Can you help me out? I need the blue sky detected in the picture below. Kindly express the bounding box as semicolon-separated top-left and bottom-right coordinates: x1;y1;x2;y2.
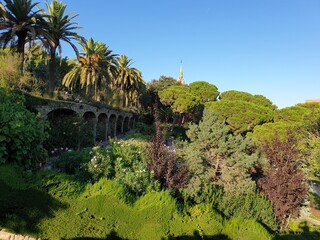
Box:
40;0;320;108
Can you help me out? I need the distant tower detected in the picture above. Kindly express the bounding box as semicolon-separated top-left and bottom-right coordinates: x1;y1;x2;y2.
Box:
177;61;185;84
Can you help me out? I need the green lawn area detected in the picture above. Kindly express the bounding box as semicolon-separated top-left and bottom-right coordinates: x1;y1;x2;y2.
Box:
0;164;319;240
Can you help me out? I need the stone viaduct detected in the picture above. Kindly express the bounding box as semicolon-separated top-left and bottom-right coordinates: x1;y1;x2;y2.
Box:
35;101;136;144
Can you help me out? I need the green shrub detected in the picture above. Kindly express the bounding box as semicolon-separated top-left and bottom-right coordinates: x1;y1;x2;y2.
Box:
87;147;115;181
31;171;84;199
53;148;92;181
0;50;22;89
216;191;278;231
223;217;272;240
170;204;224;237
0;89;48;169
0;164;28;190
83;178;136;204
86;140;158;196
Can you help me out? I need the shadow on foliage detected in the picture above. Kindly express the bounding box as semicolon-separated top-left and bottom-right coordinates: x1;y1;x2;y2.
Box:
164;230;231;240
274;221;320;240
67;230;230;240
0;180;67;235
68;230;128;239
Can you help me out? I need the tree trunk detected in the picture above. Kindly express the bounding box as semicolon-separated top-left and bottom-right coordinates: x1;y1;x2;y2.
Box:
17;33;26;73
48;47;57;95
125;94;129;108
94;79;97;101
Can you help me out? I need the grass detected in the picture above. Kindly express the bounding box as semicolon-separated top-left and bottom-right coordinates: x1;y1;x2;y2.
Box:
1;164;320;239
0;164;273;239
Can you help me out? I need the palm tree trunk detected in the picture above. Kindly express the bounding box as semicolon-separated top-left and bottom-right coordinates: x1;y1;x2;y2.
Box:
17;33;26;73
94;80;97;101
48;47;57;95
125;93;129;108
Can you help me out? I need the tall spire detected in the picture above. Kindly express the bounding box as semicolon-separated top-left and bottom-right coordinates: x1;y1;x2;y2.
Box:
178;60;185;84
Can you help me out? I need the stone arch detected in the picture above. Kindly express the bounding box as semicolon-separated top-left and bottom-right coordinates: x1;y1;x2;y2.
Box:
123;116;130;131
109;114;117;137
83;111;97;145
47;109;79;149
117;115;124;134
47;108;78;119
97;113;108;142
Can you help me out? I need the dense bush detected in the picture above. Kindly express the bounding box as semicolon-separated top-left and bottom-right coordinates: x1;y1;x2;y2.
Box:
0;89;47;169
45;114;93;151
87;140;159;196
215;191;277;231
53;148;92;181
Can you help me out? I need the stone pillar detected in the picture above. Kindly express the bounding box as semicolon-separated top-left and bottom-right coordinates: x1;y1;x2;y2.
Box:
121;117;124;133
114;116;118;137
105;117;109;141
92;118;98;145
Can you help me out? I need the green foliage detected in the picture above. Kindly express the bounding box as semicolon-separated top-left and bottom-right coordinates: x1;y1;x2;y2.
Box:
216;191;277;231
86;140;159;196
220;90;277;110
184;109;260;198
53;148;92;181
222;217;272;240
88;147;115;181
206;100;274;134
250;121;299;148
0;164;29;190
147;75;182;93
25;56;73;94
274;105;311;123
159;85;203;115
31;171;84;199
0;89;47;168
189;81;219;103
0;165;282;239
45;113;93;150
0;50;23;89
169;204;224;237
83;178;136;205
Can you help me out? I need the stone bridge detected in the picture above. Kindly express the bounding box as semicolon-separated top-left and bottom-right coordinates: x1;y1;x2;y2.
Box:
35;101;136;144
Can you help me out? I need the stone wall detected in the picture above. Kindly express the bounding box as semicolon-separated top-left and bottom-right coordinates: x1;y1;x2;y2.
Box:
0;230;40;240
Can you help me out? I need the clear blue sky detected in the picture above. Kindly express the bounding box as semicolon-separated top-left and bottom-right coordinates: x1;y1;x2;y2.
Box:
41;0;320;108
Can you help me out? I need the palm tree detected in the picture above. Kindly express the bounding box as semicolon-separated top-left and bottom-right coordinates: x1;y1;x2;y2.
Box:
0;0;42;71
40;0;82;94
62;38;116;100
114;55;144;108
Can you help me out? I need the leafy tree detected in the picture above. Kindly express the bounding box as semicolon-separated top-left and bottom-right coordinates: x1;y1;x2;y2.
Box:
158;85;203;124
189;81;219;103
0;89;47;169
147;75;181;93
250;122;300;148
274;105;311;123
206;100;274;135
219;90;277;110
26;55;73;94
63;38;117;100
142;75;182;115
257;131;308;229
40;0;82;94
299;110;320;179
114;54;144;108
183;109;259;199
0;0;43;71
